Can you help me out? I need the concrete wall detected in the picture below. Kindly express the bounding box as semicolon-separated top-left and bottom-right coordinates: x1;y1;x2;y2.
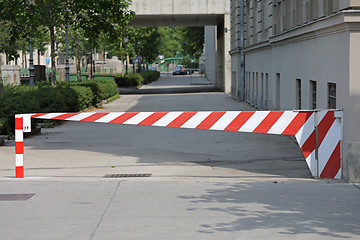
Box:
204;26;216;84
130;0;230;15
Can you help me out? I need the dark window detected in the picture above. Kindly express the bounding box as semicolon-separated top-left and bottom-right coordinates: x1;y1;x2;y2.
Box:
296;79;301;109
310;80;317;109
328;83;336;109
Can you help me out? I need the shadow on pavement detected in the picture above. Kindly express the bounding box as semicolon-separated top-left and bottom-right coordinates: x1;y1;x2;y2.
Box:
178;182;360;238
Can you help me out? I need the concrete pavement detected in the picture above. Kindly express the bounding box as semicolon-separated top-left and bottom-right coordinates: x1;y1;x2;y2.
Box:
0;74;359;239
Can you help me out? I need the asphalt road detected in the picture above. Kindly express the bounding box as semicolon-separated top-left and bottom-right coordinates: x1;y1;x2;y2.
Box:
0;74;359;239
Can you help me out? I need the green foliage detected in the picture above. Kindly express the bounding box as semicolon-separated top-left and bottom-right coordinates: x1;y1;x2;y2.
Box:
181;27;204;59
140;71;161;84
115;73;144;87
153;27;204;62
0;81;118;136
75;80;118;107
115;71;160;87
157;27;184;58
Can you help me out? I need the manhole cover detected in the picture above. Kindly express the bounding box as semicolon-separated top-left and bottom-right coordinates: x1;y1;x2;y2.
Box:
0;194;35;201
103;174;152;178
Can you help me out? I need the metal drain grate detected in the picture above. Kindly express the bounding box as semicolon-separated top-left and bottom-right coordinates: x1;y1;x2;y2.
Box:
0;194;35;201
103;174;152;178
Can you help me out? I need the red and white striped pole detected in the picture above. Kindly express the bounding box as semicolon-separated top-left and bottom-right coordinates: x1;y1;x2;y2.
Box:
15;116;24;178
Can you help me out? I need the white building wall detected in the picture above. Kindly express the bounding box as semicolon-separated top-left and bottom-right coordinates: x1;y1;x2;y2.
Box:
232;1;360;181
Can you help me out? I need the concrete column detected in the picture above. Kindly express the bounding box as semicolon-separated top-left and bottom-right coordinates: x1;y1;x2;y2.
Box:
204;26;216;85
216;14;231;93
343;30;360;182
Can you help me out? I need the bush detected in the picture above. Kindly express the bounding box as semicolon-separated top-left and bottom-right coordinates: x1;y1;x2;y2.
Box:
0;80;119;136
115;73;143;87
69;85;94;110
140;71;160;84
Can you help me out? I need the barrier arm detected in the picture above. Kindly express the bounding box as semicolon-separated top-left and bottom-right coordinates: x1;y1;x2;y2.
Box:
14;110;343;179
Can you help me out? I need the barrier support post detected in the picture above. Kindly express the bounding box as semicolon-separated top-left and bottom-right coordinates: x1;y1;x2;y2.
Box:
15;116;24;178
14;114;31;178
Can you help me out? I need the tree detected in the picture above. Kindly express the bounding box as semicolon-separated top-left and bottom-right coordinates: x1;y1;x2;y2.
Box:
68;0;135;79
58;27;91;82
157;27;184;58
181;27;204;59
1;0;134;83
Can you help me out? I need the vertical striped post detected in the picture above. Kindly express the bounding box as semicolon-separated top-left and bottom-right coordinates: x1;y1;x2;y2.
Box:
15;116;24;178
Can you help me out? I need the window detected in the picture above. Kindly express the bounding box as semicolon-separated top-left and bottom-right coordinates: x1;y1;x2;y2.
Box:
276;73;280;110
296;79;301;109
261;73;264;109
265;73;269;110
328;83;336;109
310;80;317;109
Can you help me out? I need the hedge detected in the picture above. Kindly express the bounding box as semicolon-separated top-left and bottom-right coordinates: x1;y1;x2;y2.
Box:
140;71;161;84
115;71;160;87
0;80;118;136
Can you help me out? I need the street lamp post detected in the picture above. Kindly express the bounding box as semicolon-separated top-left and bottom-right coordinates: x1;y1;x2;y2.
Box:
124;37;128;74
137;41;142;72
65;26;70;83
28;0;35;88
132;44;135;73
29;25;34;88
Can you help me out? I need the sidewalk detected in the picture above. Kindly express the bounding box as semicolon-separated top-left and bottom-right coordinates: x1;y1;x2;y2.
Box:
0;75;359;239
119;73;219;94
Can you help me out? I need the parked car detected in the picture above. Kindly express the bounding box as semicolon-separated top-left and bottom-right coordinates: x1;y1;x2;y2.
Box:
173;65;187;75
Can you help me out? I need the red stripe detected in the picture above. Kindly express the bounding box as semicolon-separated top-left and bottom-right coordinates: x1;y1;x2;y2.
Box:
16;166;24;178
224;111;255;131
320;142;341;178
31;113;48;118
196;112;226;129
167;112;197;128
317;111;335;146
253;111;284;133
52;113;80;120
300;131;316;159
110;112;139;124
138;112;169;126
15;142;23;154
282;111;313;135
80;113;110;122
15;117;23;130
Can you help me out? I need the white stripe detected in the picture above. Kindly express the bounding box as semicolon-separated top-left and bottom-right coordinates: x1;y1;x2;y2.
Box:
295;113;315;147
334;169;341;179
180;112;212;129
95;112;125;123
318;120;341;175
66;113;96;121
305;152;316;177
152;112;183;127
210;111;242;130
123;112;154;125
238;111;270;133
267;112;297;135
15;130;23;142
35;113;64;119
16;154;23;166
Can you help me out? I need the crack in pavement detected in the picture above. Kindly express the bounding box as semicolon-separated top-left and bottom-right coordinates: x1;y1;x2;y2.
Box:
89;181;121;240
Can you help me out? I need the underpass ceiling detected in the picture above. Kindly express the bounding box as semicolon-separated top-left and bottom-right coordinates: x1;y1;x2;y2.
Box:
128;14;224;27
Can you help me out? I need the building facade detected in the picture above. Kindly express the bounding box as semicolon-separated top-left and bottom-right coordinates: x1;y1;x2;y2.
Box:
230;0;360;182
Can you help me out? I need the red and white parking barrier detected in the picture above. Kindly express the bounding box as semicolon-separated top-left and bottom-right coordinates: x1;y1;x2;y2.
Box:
15;110;343;179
